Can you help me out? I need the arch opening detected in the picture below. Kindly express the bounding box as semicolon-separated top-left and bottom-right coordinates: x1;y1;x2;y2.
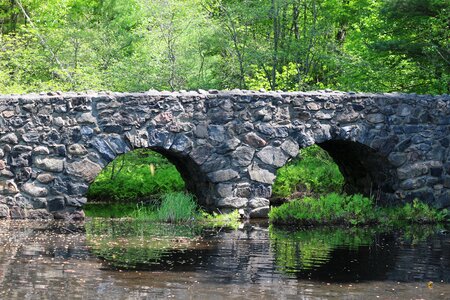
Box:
272;140;397;204
318;140;397;201
86;147;213;210
271;144;344;203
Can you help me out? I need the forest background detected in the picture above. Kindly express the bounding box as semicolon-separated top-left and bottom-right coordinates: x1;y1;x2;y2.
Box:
0;0;448;95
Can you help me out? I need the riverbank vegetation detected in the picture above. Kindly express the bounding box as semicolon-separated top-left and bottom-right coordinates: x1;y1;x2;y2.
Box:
269;194;449;226
85;191;241;228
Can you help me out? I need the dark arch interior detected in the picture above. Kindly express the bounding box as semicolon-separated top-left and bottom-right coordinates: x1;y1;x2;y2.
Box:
318;140;396;201
149;147;214;209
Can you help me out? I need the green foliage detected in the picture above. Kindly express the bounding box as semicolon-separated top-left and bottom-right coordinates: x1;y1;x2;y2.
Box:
382;199;449;225
1;0;447;94
269;193;375;226
87;149;185;203
272;145;344;198
269;193;449;227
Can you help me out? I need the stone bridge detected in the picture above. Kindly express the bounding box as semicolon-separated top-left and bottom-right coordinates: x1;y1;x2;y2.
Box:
0;90;449;219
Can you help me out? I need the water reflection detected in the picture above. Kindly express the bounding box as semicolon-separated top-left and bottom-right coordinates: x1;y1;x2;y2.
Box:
0;220;449;299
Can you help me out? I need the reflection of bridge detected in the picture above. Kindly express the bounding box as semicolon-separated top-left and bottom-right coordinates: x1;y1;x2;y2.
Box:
0;90;448;219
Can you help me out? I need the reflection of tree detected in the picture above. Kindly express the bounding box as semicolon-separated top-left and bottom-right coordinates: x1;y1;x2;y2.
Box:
269;226;375;272
269;225;448;282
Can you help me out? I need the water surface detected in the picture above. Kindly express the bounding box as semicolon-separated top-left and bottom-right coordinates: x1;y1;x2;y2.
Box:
0;219;449;299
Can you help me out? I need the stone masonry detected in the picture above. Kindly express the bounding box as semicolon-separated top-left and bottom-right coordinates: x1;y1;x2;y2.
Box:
0;90;449;220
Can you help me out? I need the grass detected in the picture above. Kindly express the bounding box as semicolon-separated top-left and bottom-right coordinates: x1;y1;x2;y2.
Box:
85;192;240;227
269;193;449;226
156;192;199;223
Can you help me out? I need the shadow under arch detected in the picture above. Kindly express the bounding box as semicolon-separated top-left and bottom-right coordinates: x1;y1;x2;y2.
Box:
317;140;397;201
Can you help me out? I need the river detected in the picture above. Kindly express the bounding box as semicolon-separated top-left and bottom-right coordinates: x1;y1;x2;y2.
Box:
0;219;449;299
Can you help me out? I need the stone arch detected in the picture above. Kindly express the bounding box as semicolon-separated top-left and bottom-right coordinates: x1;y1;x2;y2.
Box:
82;130;218;210
283;123;398;202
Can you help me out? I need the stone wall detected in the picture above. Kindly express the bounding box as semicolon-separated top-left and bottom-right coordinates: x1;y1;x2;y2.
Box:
0;90;448;219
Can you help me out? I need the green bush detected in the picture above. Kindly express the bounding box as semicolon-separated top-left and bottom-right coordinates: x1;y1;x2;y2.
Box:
269;194;449;226
87;149;185;203
272;145;344;198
